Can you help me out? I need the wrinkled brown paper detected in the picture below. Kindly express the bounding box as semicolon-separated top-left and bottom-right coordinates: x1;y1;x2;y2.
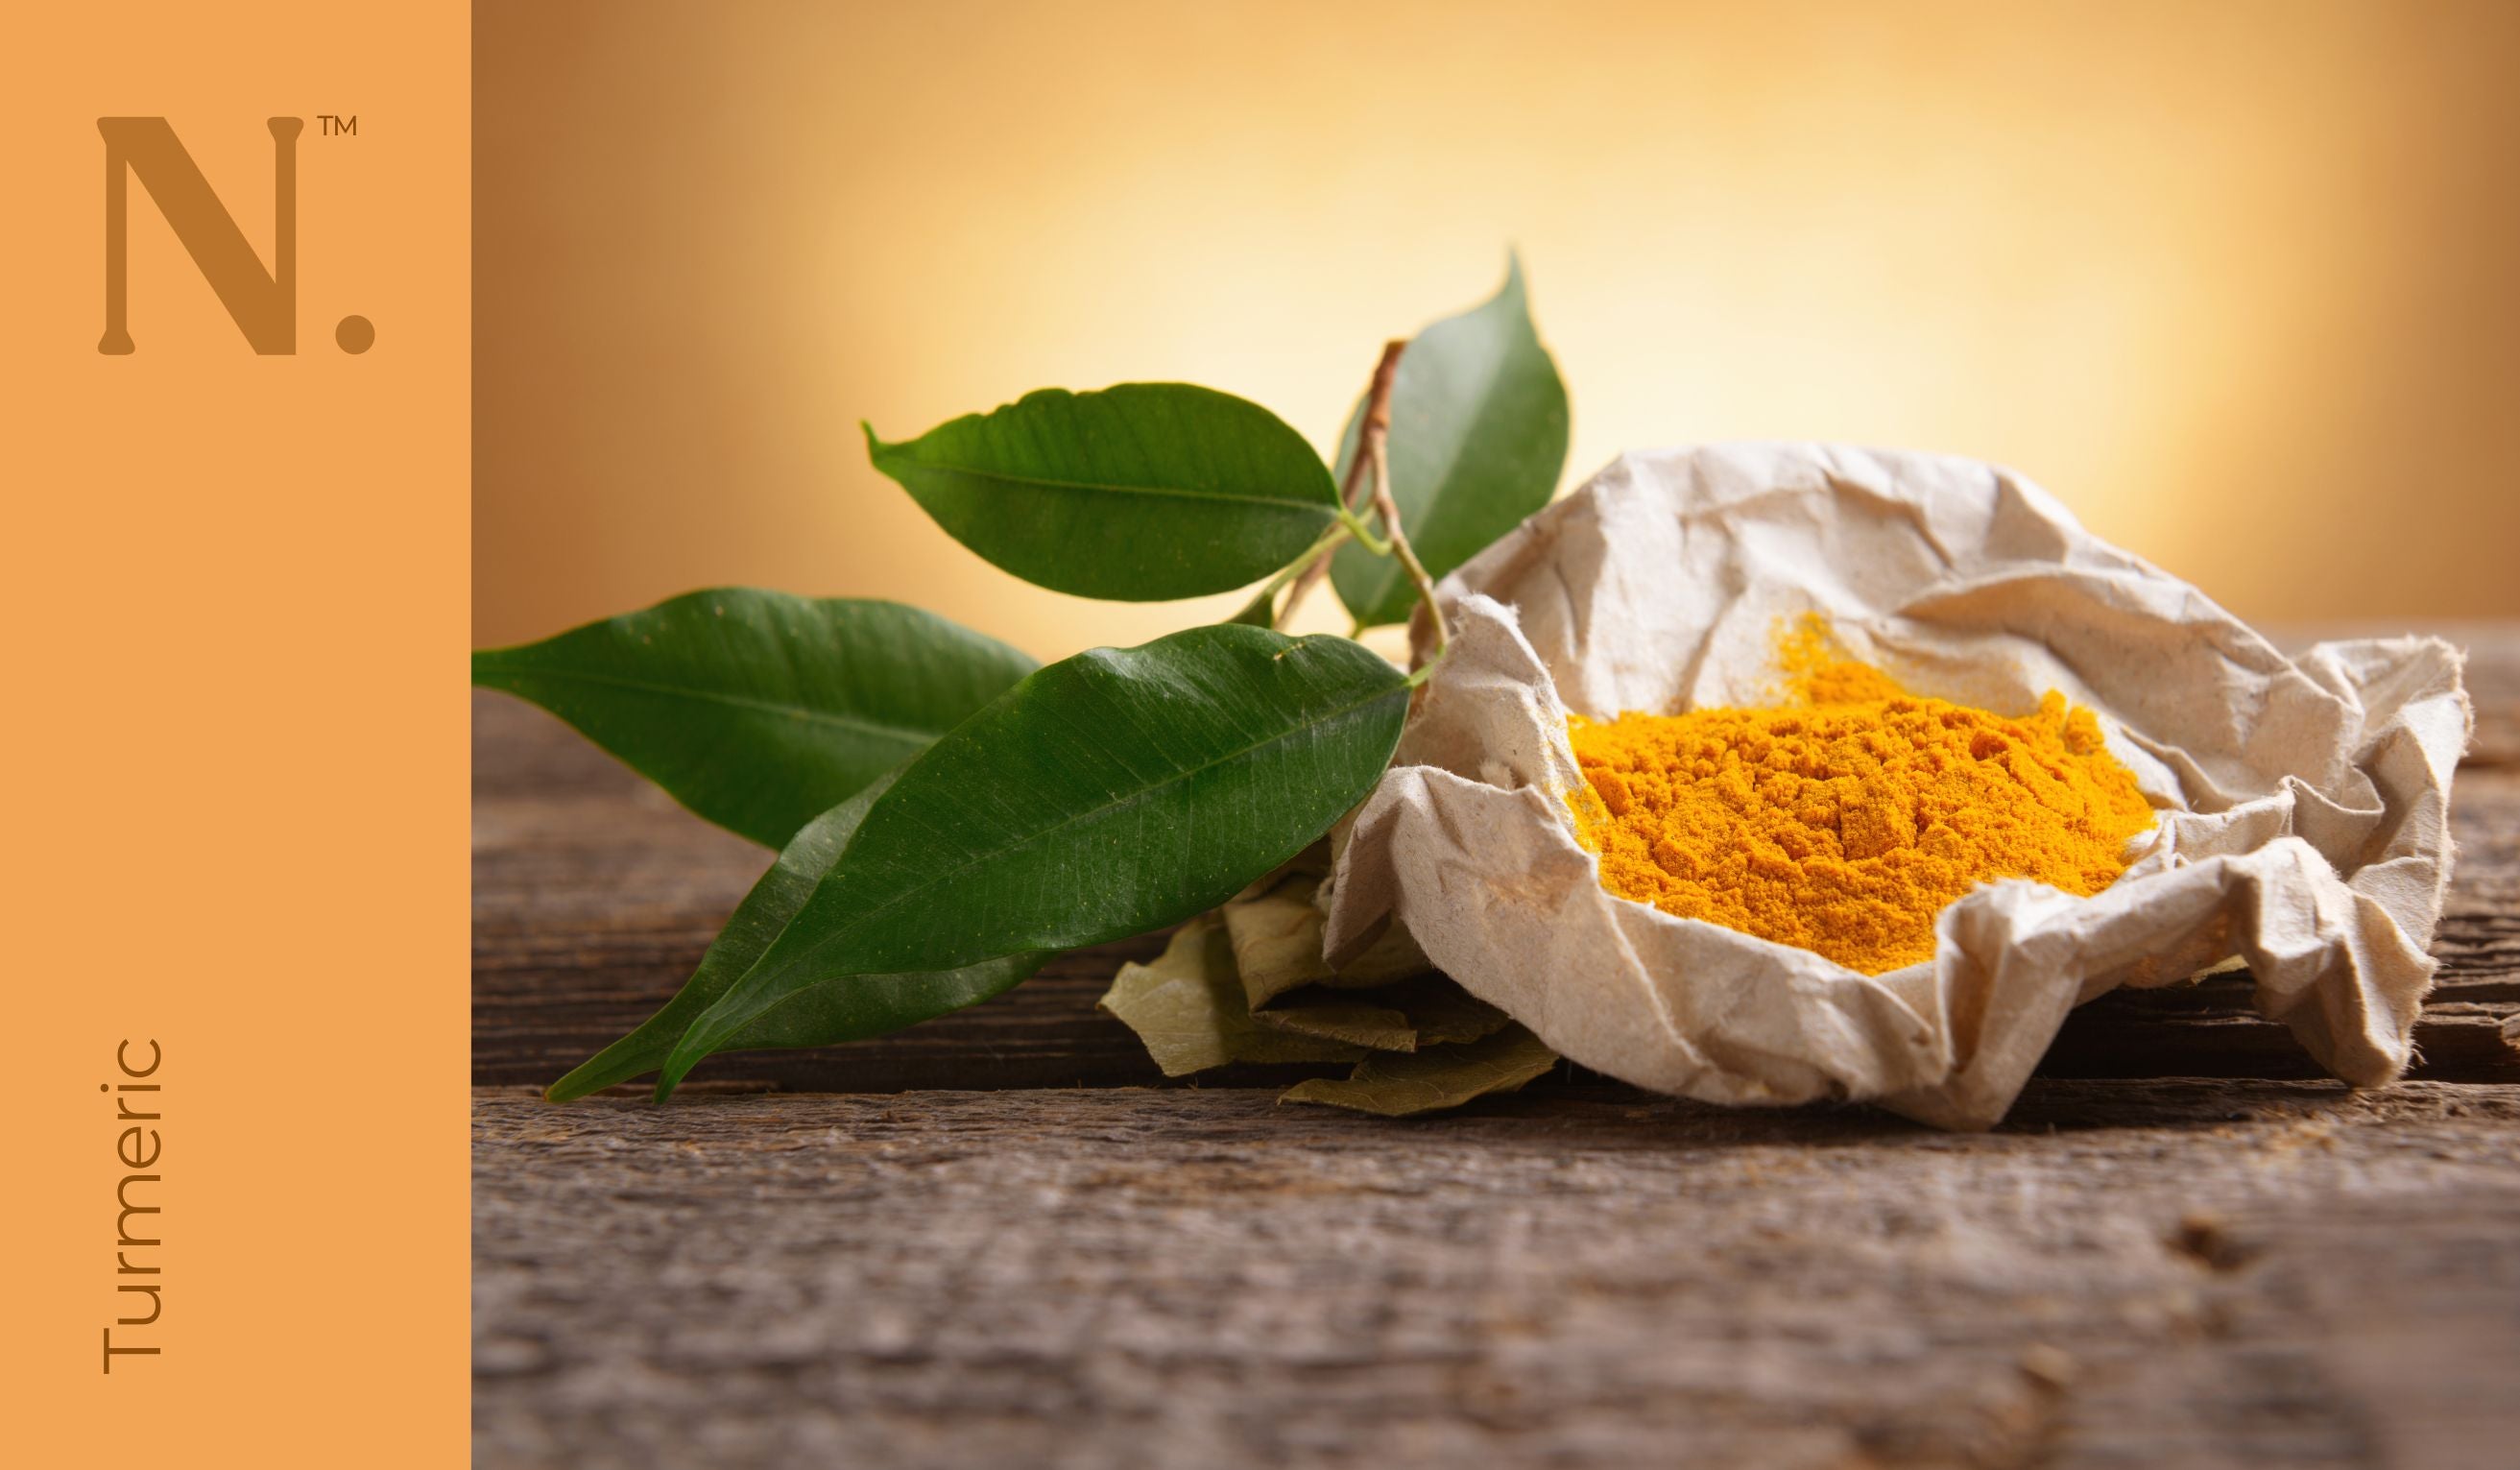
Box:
1324;443;2471;1129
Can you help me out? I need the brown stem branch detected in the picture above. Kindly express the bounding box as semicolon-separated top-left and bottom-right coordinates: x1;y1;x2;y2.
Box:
1367;414;1448;658
1276;340;1408;628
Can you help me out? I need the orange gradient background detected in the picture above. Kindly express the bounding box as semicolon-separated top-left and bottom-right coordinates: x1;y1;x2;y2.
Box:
8;1;468;1462
477;0;2520;662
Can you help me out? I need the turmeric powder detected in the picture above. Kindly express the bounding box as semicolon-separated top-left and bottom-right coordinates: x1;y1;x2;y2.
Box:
1565;619;2155;974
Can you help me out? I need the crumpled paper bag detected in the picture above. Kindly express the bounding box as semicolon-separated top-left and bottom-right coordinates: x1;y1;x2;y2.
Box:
1322;443;2471;1129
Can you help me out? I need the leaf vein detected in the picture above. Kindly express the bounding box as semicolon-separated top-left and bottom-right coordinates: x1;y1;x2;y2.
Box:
481;665;941;747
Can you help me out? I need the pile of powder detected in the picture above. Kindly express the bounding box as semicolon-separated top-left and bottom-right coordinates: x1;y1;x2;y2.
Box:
1565;621;2157;975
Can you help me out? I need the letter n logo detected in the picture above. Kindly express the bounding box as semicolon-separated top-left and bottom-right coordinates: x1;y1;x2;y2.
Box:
98;117;301;354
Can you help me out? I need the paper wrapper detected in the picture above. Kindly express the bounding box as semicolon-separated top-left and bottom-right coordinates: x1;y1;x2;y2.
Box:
1322;443;2472;1129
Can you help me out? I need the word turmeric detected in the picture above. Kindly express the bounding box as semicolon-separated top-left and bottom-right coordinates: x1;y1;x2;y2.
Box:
1566;621;2155;974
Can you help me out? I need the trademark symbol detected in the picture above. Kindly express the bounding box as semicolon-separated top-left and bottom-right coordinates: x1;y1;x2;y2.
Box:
316;116;366;349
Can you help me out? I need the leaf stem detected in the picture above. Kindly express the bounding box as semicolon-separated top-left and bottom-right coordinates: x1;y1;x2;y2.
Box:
1236;520;1351;625
1277;341;1424;635
1366;405;1450;659
1336;505;1392;556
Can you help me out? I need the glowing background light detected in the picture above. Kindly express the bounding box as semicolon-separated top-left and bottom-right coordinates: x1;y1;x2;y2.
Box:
475;0;2520;659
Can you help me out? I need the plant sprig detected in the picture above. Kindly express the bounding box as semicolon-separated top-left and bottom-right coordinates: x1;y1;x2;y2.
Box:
475;256;1569;1097
1247;340;1409;634
1356;341;1451;658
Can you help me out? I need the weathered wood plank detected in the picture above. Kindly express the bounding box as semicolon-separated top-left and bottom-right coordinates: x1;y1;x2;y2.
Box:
473;1080;2520;1470
474;626;2520;1468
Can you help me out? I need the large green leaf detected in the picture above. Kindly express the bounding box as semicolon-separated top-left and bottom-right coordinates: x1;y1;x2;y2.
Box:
865;383;1340;601
472;590;1036;848
545;770;1044;1101
1331;257;1571;627
658;624;1412;1096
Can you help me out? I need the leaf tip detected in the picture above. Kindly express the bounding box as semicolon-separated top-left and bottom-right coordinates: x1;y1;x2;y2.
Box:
543;1057;606;1103
652;1025;717;1102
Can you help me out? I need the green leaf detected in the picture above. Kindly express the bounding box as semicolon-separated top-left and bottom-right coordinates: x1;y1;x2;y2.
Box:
544;770;1044;1101
657;623;1412;1096
1279;1025;1559;1117
866;384;1341;601
473;590;1036;849
1331;256;1571;627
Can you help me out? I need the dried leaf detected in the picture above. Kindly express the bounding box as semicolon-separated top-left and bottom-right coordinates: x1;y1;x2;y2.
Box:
1252;998;1418;1051
1280;1025;1559;1117
1102;898;1511;1086
1226;842;1328;904
1096;916;1365;1076
1224;869;1430;1009
1332;916;1436;986
1249;975;1512;1053
1371;976;1515;1047
1221;873;1348;1004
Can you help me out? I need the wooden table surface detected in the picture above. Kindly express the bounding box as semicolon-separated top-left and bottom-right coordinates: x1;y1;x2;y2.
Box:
473;626;2520;1470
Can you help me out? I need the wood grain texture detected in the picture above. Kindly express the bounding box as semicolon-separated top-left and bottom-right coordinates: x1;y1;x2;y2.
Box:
473;1081;2520;1470
475;625;2520;1467
473;622;2520;1096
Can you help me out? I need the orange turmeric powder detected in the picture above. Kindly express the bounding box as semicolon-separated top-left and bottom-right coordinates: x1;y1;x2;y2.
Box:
1565;618;2156;974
